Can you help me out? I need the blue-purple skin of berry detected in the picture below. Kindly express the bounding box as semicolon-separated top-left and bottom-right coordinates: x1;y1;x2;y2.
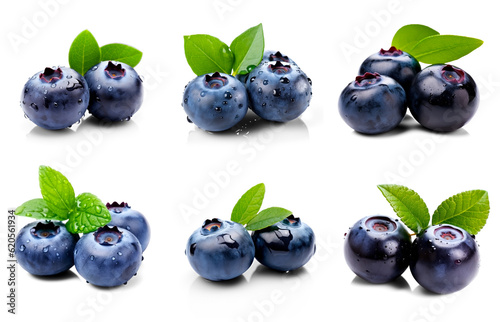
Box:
20;67;89;130
245;61;312;122
182;72;249;132
408;64;479;132
252;215;315;272
85;61;144;122
186;218;255;281
338;72;406;134
15;220;80;276
410;224;479;294
107;202;151;252
359;46;421;95
344;215;411;284
262;50;295;64
74;226;143;287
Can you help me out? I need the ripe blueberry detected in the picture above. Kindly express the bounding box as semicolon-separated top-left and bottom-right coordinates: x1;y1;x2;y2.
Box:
21;67;89;130
107;202;151;252
338;72;406;134
15;220;80;276
186;218;255;281
410;224;479;294
262;50;294;64
344;215;411;283
252;215;315;272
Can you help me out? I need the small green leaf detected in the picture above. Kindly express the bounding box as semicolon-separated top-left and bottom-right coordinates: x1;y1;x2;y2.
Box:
231;183;265;225
392;24;439;53
432;190;489;235
66;193;111;234
68;30;101;76
184;34;234;75
39;166;76;220
100;43;143;67
377;184;430;234
230;23;264;76
15;198;61;220
245;207;293;231
408;35;483;64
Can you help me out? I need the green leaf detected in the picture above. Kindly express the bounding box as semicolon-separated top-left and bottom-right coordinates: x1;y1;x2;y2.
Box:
377;184;430;234
66;193;111;234
100;43;143;67
392;24;439;53
245;207;293;231
408;35;483;64
184;34;234;75
230;23;264;76
231;183;265;225
432;190;489;235
15;198;61;220
68;30;101;76
39;166;76;220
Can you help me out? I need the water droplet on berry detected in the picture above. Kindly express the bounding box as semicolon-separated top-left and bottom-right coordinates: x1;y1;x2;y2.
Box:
43;246;49;253
108;86;113;92
250;77;256;82
118;251;123;256
112;256;116;261
43;90;48;95
97;85;102;90
19;245;25;252
280;77;290;84
351;95;357;102
30;103;39;111
224;91;232;99
90;255;95;261
200;91;206;97
273;89;281;97
187;116;192;123
91;66;98;71
263;80;269;85
258;88;262;94
51;84;56;88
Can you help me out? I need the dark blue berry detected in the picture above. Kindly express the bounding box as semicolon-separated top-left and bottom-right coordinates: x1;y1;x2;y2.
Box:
107;202;151;252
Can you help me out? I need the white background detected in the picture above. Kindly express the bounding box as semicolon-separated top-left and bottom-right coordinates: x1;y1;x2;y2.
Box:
1;0;499;321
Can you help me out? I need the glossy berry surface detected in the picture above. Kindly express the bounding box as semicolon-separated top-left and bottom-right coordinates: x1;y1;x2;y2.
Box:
182;72;249;132
74;226;143;287
408;64;479;132
344;215;411;283
21;67;89;130
107;202;151;252
410;224;479;294
15;220;80;276
359;46;421;94
85;61;144;122
246;61;312;122
186;218;255;281
338;72;406;134
252;215;315;272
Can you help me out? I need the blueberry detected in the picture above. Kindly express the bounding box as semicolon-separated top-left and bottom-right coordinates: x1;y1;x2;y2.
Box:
107;202;151;252
15;220;80;276
182;72;249;132
20;67;89;130
245;61;312;122
185;218;255;281
410;224;479;294
252;215;315;272
359;46;421;94
344;215;411;283
262;50;294;64
408;64;479;132
338;72;407;134
85;61;144;122
74;226;143;287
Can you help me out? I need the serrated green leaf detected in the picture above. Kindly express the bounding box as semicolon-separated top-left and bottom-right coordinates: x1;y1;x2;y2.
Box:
432;190;489;235
377;184;430;234
231;183;265;225
100;43;143;67
68;30;101;76
408;35;483;64
392;24;439;53
245;207;292;231
39;166;76;220
184;34;234;75
66;192;111;234
230;23;264;76
15;198;62;220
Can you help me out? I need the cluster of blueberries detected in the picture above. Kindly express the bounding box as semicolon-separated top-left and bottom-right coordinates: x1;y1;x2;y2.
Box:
344;215;479;294
15;202;151;287
20;61;144;130
338;46;479;134
185;215;316;281
182;51;313;132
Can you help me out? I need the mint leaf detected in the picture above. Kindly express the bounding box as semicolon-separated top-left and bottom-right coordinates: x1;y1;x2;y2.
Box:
377;184;430;234
230;23;264;76
432;190;489;235
66;193;111;234
245;207;292;231
184;34;234;75
408;35;483;64
100;43;143;67
231;183;265;225
39;166;76;220
68;30;101;76
15;198;61;220
392;24;439;53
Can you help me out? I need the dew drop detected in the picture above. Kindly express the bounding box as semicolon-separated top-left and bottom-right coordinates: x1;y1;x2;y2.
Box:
200;91;206;97
43;246;49;253
108;86;113;92
51;84;56;88
19;245;26;252
224;91;232;99
263;80;269;85
30;103;39;111
97;84;102;90
90;255;95;261
43;90;48;95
